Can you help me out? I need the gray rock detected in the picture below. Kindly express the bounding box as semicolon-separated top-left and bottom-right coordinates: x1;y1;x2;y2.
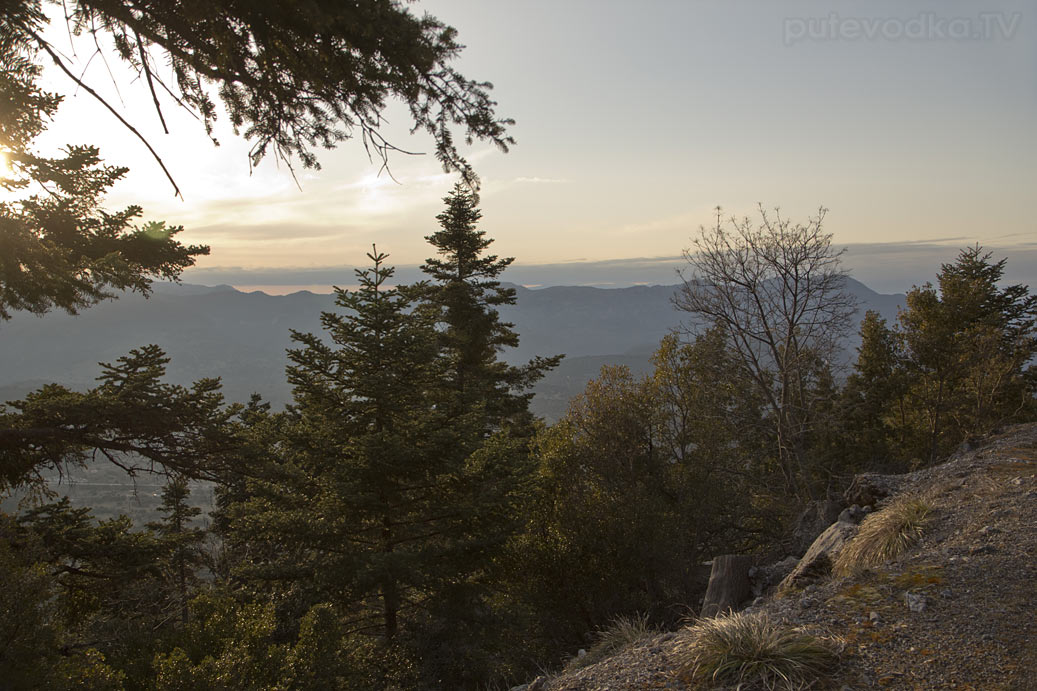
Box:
791;499;843;556
751;555;802;597
869;610;880;623
780;520;859;590
838;504;866;524
844;473;902;507
904;592;927;612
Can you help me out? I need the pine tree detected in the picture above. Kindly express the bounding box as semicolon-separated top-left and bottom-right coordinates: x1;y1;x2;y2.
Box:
421;182;561;427
147;475;204;625
278;248;446;643
844;247;1037;466
234;248;521;685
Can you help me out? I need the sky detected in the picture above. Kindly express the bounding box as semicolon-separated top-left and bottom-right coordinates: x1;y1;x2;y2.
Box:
27;0;1037;292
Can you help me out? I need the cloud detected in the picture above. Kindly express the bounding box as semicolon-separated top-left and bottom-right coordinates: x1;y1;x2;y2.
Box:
513;176;571;184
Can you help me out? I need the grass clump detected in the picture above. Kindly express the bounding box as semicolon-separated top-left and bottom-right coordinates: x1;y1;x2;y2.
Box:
674;611;838;690
833;495;932;577
565;613;656;671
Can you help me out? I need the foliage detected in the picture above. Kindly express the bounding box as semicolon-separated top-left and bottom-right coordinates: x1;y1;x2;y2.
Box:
674;611;839;691
833;496;932;577
843;247;1037;468
676;205;858;499
147;475;205;625
234;250;451;639
0;29;207;320
422;182;562;425
0;536;65;689
3;0;512;188
0;345;239;492
509;330;764;660
152;592;288;690
222;228;549;687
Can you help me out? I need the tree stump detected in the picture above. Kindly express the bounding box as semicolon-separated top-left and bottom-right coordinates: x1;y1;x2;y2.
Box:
700;554;752;618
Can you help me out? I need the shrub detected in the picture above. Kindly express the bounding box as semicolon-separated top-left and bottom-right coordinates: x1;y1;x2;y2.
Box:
565;613;656;671
833;496;932;576
674;611;838;690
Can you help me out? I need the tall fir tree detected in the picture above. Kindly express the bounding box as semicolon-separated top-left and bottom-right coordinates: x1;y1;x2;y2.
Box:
227;248;533;687
147;475;204;625
421;182;561;428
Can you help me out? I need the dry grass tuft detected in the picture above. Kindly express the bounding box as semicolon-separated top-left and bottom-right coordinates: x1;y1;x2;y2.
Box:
565;613;656;671
833;495;932;577
674;611;839;690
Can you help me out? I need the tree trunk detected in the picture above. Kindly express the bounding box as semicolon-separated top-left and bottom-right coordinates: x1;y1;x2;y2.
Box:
700;554;752;618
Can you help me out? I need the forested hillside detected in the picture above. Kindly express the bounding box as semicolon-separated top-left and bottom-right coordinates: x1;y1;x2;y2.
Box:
0;278;905;421
2;2;1033;689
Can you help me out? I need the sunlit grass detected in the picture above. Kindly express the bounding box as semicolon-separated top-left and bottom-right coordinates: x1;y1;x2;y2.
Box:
565;613;656;671
833;495;932;577
674;611;839;690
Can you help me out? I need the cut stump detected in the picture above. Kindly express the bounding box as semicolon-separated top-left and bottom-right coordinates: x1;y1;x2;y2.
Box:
700;554;752;618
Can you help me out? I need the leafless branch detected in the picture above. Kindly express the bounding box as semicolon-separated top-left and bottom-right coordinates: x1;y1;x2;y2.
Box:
31;31;182;198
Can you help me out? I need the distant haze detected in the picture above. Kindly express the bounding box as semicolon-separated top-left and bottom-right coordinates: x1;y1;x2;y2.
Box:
2;277;908;422
183;240;1037;296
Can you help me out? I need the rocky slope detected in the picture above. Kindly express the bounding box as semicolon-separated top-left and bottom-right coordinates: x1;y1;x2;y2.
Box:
524;423;1037;690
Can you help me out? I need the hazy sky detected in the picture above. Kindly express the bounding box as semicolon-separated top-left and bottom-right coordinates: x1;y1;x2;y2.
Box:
30;0;1037;290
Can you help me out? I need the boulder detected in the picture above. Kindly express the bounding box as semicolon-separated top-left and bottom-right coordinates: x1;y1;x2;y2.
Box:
780;520;859;591
750;555;800;597
838;504;867;524
790;499;843;556
844;473;901;507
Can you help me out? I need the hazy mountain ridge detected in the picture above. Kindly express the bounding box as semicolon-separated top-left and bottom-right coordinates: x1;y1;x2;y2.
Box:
0;279;905;420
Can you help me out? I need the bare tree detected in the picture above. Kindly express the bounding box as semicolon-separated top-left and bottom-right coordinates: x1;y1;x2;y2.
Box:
675;205;858;498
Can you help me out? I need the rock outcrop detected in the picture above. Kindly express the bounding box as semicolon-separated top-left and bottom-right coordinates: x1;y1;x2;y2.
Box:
779;519;858;591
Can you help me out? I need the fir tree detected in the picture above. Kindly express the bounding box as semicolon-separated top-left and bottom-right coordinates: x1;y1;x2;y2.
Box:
844;247;1037;467
421;182;561;427
147;475;204;625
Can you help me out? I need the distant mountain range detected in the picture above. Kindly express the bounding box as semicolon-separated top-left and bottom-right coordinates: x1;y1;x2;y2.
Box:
0;279;906;421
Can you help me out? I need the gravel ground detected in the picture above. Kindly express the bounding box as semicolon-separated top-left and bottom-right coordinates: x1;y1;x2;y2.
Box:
534;423;1037;691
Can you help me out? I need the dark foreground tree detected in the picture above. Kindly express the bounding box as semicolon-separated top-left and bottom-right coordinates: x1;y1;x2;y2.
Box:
676;205;858;499
0;30;207;320
147;475;205;625
225;249;530;687
4;0;513;189
0;345;239;492
422;182;561;426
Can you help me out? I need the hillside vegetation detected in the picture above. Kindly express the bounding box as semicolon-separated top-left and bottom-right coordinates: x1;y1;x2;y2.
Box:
2;193;1034;688
530;423;1037;690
